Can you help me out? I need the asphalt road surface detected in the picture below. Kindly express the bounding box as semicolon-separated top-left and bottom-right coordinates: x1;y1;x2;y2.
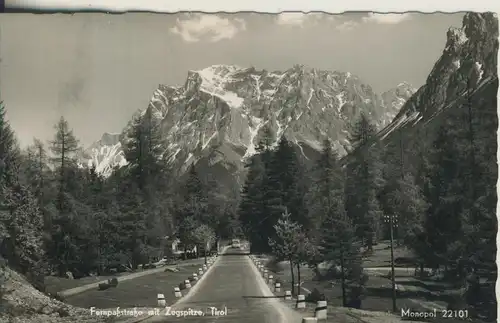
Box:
143;247;301;323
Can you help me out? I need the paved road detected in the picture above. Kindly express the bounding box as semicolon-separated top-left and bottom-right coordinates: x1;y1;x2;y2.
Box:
143;248;301;323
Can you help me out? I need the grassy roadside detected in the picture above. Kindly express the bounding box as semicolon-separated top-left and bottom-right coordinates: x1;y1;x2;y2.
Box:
256;251;483;323
63;264;202;310
252;254;421;323
44;258;206;295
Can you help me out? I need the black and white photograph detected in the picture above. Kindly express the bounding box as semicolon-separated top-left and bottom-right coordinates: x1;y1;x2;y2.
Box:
0;6;498;323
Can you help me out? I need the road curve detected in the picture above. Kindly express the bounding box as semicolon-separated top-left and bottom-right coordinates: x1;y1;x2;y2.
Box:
142;248;300;323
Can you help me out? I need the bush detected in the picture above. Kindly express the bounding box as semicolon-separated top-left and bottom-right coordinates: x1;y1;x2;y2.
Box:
98;282;111;290
305;288;326;303
108;277;118;287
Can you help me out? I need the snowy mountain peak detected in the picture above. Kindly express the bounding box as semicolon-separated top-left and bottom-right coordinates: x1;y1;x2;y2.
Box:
82;65;415;178
82;131;127;177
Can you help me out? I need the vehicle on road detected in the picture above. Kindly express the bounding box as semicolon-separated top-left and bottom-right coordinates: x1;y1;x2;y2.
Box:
232;239;241;248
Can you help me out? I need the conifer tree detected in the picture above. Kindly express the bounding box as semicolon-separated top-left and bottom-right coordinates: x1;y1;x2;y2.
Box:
239;126;276;253
48;117;82;275
49;117;81;212
425;121;468;269
1;184;46;289
0;102;19;189
309;138;367;306
345;113;383;251
0;102;47;288
123;108;164;195
265;136;304;225
183;164;208;223
23;139;48;202
239;154;267;252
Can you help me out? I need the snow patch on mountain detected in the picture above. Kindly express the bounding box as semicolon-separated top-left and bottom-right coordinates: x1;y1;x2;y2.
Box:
336;92;346;112
243;116;264;159
196;65;245;108
474;61;484;81
202;131;218;150
82;64;415;177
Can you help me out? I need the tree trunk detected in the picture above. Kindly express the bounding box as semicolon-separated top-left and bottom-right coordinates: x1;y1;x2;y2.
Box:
204;247;207;265
184;246;187;260
313;263;322;280
296;262;301;296
289;257;295;296
340;245;347;307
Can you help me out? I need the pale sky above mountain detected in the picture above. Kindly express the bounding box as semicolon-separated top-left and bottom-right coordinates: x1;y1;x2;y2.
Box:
0;12;464;148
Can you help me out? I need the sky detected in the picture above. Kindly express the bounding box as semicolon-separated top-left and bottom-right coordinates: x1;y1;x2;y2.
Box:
0;12;464;148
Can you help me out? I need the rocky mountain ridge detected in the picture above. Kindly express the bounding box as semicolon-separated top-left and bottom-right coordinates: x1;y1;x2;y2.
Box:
377;12;498;142
82;65;415;178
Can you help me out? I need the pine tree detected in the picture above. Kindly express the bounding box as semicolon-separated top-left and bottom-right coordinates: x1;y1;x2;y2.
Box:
123;108;163;194
0;103;48;289
22;139;48;202
459;78;497;318
345;113;383;251
384;174;428;254
48;117;82;275
239;153;268;252
308;138;367;306
265;136;304;224
426;121;468;269
49;117;81;212
239;126;277;253
0;102;20;189
116;188;148;267
307;139;344;234
206;175;241;241
1;184;47;290
183;164;208;223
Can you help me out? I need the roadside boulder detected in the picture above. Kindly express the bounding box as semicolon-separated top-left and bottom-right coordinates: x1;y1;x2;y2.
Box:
98;282;111;291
